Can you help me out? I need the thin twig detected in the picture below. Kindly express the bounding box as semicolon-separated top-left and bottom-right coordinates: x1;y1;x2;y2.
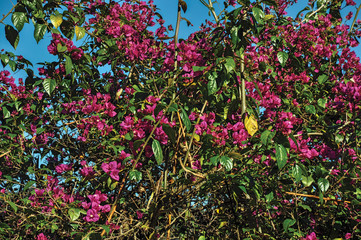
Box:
0;150;11;158
301;1;329;24
350;3;361;33
293;132;323;137
285;191;358;205
131;98;177;171
208;0;219;23
174;0;182;46
101;173;128;236
183;100;207;166
0;3;17;25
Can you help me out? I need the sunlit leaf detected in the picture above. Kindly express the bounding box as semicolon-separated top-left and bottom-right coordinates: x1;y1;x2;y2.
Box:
50;14;63;28
318;178;329;192
75;26;85;41
152;139;163;165
220;156;233;171
245;114;258;136
34;23;47;43
12;12;27;32
43;78;57;95
252;7;265;23
68;208;81;221
275;144;287;169
64;55;73;75
129;170;142;182
302;175;314;187
277;51;288;67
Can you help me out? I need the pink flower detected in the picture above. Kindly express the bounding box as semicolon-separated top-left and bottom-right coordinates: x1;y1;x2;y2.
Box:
346;0;356;6
302;232;318;240
229;0;236;7
84;209;99;222
55;163;73;174
346;12;353;20
345;233;352;239
80;166;95;177
136;211;144;219
36;233;49;240
35;189;45;196
101;161;122;181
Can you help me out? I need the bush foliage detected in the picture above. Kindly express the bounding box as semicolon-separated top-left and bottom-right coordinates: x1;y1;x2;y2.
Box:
1;0;361;239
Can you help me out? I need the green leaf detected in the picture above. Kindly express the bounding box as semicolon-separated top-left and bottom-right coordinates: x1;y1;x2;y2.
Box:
50;14;63;28
317;74;328;84
57;43;67;53
210;156;219;166
3;107;10;119
335;134;344;144
265;192;274;202
7;201;18;213
301;175;314;187
252;7;265;23
110;181;118;190
43;78;57;95
318;178;329;192
129;170;142;182
180;107;191;132
143;115;155;122
292;165;302;182
260;130;272;145
207;75;217;95
1;54;10;66
299;204;311;211
275;144;287;169
12;12;27;32
75;26;85;41
224;58;235;73
198;237;206;240
51;224;58;232
5;25;19;49
34;23;47;43
230;26;240;46
101;225;110;234
125;132;133;141
283;219;296;232
152;139;163;165
277;51;288;67
64;55;73;75
168;103;178;112
162;125;176;144
220;156;233;171
8;60;16;72
317;98;326;108
68;208;81;221
192;66;207;72
23;180;36;191
305;105;316;114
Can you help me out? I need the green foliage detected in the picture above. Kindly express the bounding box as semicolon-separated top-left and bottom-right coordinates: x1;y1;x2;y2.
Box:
0;0;360;239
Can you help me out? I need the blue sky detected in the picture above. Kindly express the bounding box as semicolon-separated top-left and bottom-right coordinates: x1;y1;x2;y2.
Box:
0;0;360;79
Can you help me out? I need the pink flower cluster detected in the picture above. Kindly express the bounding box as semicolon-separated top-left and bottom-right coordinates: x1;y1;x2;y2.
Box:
82;190;110;222
48;33;84;60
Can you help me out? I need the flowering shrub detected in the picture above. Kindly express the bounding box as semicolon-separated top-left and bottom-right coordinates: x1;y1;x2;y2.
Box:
0;0;361;239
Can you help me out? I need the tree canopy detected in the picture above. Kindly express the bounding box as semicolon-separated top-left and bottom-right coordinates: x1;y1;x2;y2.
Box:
1;0;361;239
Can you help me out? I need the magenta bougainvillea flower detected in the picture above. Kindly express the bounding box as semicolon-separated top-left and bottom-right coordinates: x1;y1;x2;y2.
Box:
84;209;99;222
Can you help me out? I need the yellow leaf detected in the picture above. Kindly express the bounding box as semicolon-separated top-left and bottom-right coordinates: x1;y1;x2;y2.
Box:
245;114;258;136
75;26;86;41
264;14;275;20
50;14;63;29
